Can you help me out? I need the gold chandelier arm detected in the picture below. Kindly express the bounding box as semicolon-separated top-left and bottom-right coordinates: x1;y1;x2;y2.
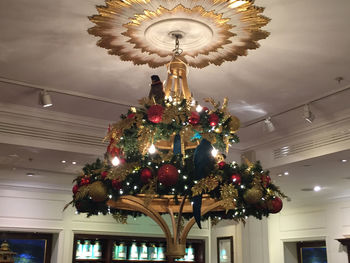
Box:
179;200;224;244
165;74;172;98
107;196;172;243
174;72;180;98
180;72;191;100
167;207;178;242
176;195;187;243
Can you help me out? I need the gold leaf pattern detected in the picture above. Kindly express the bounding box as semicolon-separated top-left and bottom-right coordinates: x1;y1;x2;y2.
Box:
113;213;128;224
88;0;270;68
191;175;222;196
220;184;238;212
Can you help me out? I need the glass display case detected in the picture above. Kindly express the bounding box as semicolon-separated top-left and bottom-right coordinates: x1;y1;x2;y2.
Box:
72;234;204;263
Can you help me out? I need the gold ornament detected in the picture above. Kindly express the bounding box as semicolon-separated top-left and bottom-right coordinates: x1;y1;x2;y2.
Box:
74;185;89;201
228;115;240;133
110;162;138;182
89;181;108;202
141;177;157;207
243;186;263;204
191;175;222;196
215;126;223;133
113;213;128;224
220;184;238;212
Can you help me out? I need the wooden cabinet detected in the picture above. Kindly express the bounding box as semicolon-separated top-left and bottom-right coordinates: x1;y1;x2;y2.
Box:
72;234;205;263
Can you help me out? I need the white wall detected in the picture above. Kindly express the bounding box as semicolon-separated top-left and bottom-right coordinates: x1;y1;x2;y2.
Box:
0;185;211;263
268;199;350;263
210;220;242;263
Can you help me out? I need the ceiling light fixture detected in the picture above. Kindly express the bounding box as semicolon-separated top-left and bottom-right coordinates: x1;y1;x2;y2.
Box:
72;161;77;165
39;90;53;108
341;159;347;163
26;172;34;177
284;171;289;176
303;104;315;123
263;117;275;132
313;185;321;192
61;160;66;163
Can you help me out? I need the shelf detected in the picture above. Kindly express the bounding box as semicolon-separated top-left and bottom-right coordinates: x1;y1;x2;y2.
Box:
73;234;204;263
76;260;105;262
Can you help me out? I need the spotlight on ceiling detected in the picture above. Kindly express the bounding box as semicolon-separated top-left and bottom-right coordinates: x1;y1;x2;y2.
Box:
263;117;275;132
313;185;321;192
303;104;315;123
39;90;53;108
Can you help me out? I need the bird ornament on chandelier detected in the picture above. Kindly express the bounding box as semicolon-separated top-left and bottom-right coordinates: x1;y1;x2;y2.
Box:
66;1;286;261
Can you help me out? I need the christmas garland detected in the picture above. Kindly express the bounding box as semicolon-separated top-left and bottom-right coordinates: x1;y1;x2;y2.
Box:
69;97;286;223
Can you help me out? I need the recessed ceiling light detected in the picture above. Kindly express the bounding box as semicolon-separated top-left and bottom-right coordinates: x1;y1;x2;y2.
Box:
61;160;66;163
313;185;321;192
284;171;289;176
26;172;34;177
277;173;283;177
341;159;347;163
72;161;77;165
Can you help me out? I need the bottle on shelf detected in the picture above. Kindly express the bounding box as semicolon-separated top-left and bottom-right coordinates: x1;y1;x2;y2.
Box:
84;240;93;259
157;243;166;261
139;242;148;260
128;241;139;260
92;240;102;259
148;243;158;260
76;240;83;259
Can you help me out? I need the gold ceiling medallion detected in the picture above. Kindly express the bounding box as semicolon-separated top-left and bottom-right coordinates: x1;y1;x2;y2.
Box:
88;0;270;68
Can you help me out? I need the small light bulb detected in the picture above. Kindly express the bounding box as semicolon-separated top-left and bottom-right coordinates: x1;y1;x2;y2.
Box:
72;161;77;165
211;148;218;157
148;144;156;154
196;105;203;112
313;185;321;192
61;160;66;163
112;156;120;166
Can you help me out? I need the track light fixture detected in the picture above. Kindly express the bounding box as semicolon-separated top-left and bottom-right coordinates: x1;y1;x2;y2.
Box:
263;117;275;132
303;104;315;123
39;90;53;108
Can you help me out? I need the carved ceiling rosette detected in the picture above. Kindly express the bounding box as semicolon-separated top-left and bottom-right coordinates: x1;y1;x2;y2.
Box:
88;0;270;68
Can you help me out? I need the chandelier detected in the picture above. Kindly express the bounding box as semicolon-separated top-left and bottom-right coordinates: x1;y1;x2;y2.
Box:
67;1;285;261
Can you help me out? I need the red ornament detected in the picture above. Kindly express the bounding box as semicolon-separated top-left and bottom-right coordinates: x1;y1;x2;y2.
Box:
111;179;122;190
157;164;179;187
147;105;164;123
218;161;226;169
202;107;209;112
101;171;108;180
231;174;241;185
209;113;219;126
127;113;136;119
261;174;271;187
189;111;200;125
80;177;90;186
140;168;153;183
72;184;79;194
268;197;283;213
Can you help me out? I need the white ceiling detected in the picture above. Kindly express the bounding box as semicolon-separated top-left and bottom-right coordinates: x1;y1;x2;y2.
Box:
0;0;349;122
0;0;349;205
270;149;350;208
